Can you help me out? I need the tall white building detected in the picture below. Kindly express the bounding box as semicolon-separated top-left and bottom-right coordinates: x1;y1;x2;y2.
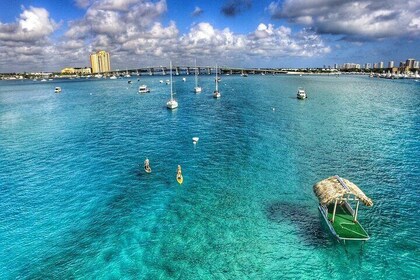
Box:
90;50;111;73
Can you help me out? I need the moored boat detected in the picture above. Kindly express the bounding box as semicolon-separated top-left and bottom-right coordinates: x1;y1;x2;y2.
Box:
54;87;61;93
166;61;178;109
194;59;202;93
138;85;150;93
213;64;221;99
313;175;373;242
297;87;307;99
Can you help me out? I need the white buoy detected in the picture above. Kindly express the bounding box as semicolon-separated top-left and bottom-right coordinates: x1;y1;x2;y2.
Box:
192;137;199;144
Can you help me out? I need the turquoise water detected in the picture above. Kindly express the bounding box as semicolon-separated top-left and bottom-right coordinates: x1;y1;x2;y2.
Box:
0;75;419;279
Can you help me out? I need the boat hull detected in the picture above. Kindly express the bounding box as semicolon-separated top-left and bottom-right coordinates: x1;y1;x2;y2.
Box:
167;100;178;109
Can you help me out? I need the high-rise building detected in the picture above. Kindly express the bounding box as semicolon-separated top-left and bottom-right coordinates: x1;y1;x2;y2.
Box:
413;61;419;69
379;62;384;69
90;50;111;73
388;61;394;68
405;58;415;69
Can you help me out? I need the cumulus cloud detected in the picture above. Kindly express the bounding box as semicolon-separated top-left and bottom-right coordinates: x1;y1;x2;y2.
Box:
221;0;252;17
192;6;203;17
74;0;92;9
268;0;420;40
0;0;333;72
247;23;330;57
0;6;58;42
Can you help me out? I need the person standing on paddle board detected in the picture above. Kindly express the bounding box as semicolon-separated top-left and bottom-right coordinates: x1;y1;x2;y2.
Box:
176;165;183;184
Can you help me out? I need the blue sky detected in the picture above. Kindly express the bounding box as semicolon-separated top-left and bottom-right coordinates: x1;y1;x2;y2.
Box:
0;0;419;72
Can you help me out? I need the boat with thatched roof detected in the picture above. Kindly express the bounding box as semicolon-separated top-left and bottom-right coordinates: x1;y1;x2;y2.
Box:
313;175;373;242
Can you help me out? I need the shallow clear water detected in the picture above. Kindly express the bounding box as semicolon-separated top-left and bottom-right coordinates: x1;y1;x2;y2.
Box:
0;75;419;279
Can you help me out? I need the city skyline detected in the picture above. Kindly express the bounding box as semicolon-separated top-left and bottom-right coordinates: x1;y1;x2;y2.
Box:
0;0;419;73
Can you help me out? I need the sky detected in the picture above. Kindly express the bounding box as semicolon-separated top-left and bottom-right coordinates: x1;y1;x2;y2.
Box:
0;0;419;72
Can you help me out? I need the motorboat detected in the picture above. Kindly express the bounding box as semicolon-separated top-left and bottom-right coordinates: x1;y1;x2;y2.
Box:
138;85;150;93
297;87;307;99
54;87;61;93
166;61;178;109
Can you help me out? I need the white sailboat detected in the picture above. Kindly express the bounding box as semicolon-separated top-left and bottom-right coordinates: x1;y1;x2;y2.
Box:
194;59;202;93
213;64;221;98
166;61;178;109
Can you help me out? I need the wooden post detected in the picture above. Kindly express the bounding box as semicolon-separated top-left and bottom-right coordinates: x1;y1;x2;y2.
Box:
354;200;360;222
332;199;338;223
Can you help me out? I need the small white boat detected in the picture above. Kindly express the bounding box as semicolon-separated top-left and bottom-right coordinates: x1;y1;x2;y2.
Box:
182;77;186;82
41;79;47;82
159;80;163;83
192;137;199;144
54;87;61;93
213;64;221;99
297;87;307;99
166;61;178;109
109;75;117;80
165;80;170;85
138;85;150;93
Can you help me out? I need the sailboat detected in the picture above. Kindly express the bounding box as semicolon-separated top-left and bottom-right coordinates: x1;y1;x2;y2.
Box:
194;59;202;93
166;61;178;109
213;64;221;98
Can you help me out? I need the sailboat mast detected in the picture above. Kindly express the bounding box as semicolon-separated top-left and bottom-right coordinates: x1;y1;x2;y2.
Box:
170;61;173;100
215;64;218;91
195;59;198;87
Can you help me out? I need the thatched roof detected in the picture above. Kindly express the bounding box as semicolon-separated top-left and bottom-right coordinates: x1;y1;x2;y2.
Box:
313;175;373;207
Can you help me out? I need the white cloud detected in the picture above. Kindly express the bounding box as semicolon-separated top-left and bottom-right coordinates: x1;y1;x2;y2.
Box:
0;6;58;42
192;6;203;17
0;0;333;72
268;0;420;40
74;0;92;9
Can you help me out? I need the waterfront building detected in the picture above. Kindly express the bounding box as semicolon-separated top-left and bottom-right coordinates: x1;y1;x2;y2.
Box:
90;50;111;73
61;67;92;75
406;58;415;69
379;62;384;69
341;63;360;69
414;61;419;69
388;61;394;68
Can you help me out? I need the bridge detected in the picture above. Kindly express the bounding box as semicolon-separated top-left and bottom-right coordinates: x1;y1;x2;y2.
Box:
100;66;287;76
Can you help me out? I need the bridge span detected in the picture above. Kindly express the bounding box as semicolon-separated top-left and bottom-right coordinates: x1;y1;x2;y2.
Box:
101;66;286;76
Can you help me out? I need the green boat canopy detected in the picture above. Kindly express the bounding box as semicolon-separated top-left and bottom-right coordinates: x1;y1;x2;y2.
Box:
313;176;373;207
